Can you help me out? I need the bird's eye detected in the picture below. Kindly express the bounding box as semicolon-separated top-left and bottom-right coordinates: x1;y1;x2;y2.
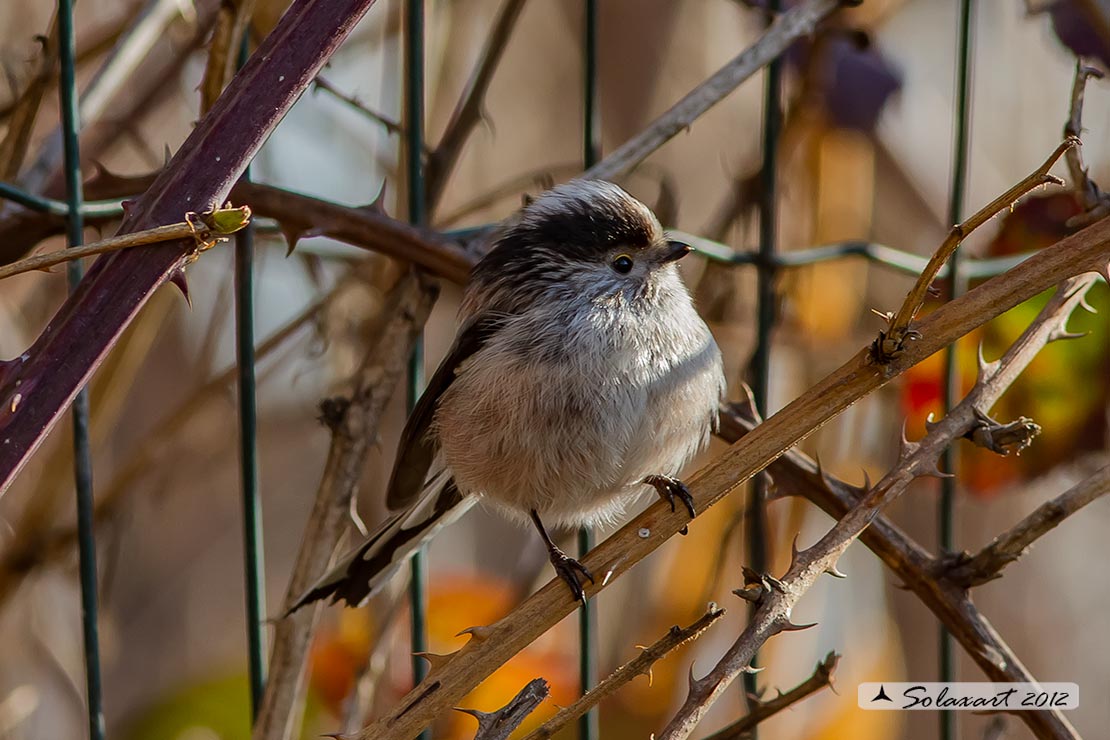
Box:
611;254;634;274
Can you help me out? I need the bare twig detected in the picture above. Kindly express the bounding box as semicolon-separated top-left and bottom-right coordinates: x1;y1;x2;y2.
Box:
0;205;251;281
872;138;1076;363
252;272;437;740
0;14;59;179
200;0;258;114
456;678;549;740
433;163;581;228
521;606;725;740
425;0;529;210
16;0;212;196
349;158;1110;740
1064;61;1110;228
701;651;839;740
313;76;407;139
584;0;847;183
946;464;1110;587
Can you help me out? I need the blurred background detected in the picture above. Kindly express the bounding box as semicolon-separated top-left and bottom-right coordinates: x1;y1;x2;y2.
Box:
0;0;1108;738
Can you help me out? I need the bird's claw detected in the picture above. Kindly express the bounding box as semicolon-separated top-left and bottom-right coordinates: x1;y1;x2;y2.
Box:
548;547;594;607
645;474;696;519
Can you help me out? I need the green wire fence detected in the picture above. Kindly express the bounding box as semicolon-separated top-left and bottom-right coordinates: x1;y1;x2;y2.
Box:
0;0;983;737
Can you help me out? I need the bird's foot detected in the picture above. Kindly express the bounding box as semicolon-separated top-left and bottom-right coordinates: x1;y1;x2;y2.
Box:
546;545;594;607
645;474;695;535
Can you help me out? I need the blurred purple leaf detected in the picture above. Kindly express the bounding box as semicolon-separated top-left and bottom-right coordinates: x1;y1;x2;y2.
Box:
1049;1;1110;68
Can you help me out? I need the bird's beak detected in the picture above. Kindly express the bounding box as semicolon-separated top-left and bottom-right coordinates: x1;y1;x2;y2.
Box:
662;240;693;263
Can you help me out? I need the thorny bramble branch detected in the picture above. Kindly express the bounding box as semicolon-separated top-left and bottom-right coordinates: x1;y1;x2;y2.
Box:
521;606;725;740
457;678;549;740
871;137;1076;364
701;651;840;740
945;464;1110;588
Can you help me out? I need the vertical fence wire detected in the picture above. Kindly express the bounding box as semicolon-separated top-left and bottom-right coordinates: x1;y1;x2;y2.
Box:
577;4;600;739
57;1;106;738
405;2;430;738
744;0;783;719
234;34;268;718
939;2;974;739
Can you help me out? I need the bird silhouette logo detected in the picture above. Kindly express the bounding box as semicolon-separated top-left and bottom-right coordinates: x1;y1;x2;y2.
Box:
871;685;893;703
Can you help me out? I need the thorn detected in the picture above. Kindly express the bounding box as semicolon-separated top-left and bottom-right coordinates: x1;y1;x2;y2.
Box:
976;343;1000;383
898;423;920;462
457;625;494;643
1078;293;1098;314
740;663;765;675
814;454;838;494
924;413;939;433
789;533;801;567
163;144;172;167
413;651;453;671
452;706;493;721
688;662;700;691
915;460;955;479
87;162;135;189
365;181;389;214
860;469;872;492
168;268;190;304
824;563;848;579
281;226;304;256
780;620;819;632
1047;327;1088;342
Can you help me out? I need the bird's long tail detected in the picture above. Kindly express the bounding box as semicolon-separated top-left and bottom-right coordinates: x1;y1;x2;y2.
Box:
286;469;473;613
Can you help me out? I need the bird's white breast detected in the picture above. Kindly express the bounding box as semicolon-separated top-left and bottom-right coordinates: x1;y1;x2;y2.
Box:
434;272;724;528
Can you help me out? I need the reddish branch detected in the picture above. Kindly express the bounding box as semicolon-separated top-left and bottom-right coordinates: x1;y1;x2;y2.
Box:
0;0;384;495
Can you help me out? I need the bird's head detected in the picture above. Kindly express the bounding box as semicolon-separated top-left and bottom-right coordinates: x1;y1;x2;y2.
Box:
470;180;691;310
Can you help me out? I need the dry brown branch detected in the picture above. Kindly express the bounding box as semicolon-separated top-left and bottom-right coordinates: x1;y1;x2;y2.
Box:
701;651;839;740
1064;60;1110;228
660;271;1098;739
717;404;1082;740
946;464;1110;587
201;0;258;114
252;271;438;740
233;181;475;282
425;0;529;210
521;606;725;740
873;137;1076;363
0;171;476;281
350;147;1110;739
456;678;549;740
0;205;250;280
583;0;848;183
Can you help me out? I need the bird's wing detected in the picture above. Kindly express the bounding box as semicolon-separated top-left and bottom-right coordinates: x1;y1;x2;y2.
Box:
286;469;474;612
385;315;499;509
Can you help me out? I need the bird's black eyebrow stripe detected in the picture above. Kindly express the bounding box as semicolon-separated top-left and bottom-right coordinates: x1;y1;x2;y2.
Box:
474;192;656;282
